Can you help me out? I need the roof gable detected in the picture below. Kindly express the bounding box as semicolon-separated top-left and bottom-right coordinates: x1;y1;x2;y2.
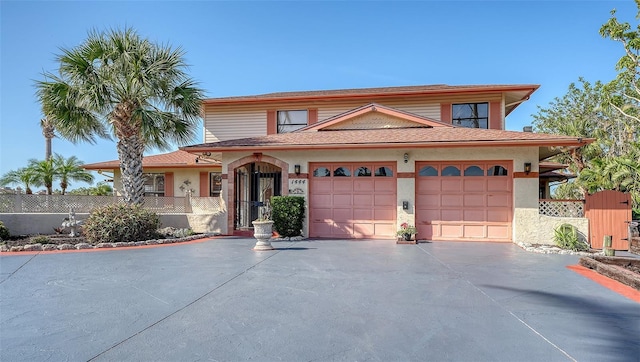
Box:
300;103;452;131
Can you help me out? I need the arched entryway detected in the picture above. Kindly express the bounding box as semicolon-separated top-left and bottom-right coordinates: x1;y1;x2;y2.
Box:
227;155;289;235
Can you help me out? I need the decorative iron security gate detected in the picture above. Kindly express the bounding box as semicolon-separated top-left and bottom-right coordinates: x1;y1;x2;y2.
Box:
234;162;282;229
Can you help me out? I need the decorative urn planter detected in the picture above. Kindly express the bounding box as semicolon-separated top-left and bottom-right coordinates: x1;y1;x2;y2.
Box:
252;220;275;251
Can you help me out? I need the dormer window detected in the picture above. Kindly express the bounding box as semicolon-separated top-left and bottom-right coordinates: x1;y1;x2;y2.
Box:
452;102;488;129
277;110;308;133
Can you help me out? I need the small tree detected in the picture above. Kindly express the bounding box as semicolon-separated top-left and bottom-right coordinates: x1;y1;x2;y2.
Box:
0;167;41;194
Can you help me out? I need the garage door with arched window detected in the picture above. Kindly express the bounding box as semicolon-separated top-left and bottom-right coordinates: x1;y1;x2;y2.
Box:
309;163;396;238
416;161;512;242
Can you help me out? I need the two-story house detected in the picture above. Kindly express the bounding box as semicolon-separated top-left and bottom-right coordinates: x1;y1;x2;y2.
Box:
178;84;589;243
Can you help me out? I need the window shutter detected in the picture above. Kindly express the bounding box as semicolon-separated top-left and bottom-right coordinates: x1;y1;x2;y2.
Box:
199;172;208;197
489;101;502;129
440;103;452;124
164;172;174;197
267;110;277;134
308;109;318;124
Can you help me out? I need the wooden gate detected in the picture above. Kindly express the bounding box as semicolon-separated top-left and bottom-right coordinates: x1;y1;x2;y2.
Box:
585;190;632;250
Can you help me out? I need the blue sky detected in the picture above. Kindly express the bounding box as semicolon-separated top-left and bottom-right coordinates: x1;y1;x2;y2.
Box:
0;0;637;188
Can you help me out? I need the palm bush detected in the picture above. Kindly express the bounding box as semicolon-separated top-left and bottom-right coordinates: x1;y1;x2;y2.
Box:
553;223;588;251
83;204;160;243
0;221;10;240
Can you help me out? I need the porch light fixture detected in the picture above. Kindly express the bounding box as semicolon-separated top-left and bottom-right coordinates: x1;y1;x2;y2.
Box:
524;162;532;175
404;153;409;163
294;164;301;175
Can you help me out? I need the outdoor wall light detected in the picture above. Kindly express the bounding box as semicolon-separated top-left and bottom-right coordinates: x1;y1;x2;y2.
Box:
524;162;532;175
404;153;409;164
294;164;301;175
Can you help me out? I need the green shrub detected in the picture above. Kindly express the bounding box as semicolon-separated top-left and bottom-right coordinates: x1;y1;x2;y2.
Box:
553;223;588;251
0;221;9;240
83;204;160;243
30;235;51;244
271;196;305;237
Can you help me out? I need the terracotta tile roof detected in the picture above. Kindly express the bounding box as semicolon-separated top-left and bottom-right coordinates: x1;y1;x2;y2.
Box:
182;127;592;152
204;84;539;104
83;150;221;170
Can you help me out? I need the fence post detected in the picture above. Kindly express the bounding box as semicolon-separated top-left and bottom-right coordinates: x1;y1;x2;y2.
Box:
603;235;615;256
185;190;192;213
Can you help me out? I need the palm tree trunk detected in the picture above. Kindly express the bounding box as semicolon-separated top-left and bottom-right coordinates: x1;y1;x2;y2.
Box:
41;117;55;161
117;136;145;205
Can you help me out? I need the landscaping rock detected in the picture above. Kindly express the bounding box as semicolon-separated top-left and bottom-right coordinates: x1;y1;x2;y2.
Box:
10;246;24;252
114;242;129;248
145;240;158;245
96;243;114;248
58;244;75;250
75;243;92;250
42;244;58;251
23;244;43;252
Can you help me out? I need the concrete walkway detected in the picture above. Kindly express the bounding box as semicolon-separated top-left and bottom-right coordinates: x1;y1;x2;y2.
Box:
1;238;638;361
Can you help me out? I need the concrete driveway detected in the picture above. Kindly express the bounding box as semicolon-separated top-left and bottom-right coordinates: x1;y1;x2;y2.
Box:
1;238;638;362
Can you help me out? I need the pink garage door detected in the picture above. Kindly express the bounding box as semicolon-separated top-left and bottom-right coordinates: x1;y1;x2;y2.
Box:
416;162;513;242
310;163;396;239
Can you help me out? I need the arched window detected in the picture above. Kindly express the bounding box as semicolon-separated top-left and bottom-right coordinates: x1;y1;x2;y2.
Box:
442;166;461;176
464;165;484;176
487;165;508;176
375;167;393;177
355;167;371;177
313;167;330;177
419;166;438;176
333;167;351;177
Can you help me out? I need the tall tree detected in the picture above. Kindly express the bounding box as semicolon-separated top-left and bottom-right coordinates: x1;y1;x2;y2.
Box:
0;167;41;194
40;117;55;161
36;28;204;204
53;153;94;194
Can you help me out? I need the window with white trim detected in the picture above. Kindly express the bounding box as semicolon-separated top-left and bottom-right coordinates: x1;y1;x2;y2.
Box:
143;173;165;196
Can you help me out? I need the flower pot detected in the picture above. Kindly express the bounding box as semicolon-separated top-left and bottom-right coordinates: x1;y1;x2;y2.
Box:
252;220;274;251
403;233;412;241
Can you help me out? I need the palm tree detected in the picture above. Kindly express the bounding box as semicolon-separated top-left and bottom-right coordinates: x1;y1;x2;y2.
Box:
36;28;204;204
28;158;57;195
0;167;41;194
53;153;94;194
40;117;55;161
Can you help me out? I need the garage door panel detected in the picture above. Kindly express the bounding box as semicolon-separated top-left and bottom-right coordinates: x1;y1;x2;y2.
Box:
313;180;332;192
463;194;486;207
488;194;510;207
442;179;462;192
487;225;510;239
354;179;374;191
333;223;354;236
441;194;463;207
487;209;510;222
313;208;333;220
333;194;352;206
374;223;395;236
353;194;372;206
374;179;396;192
463;224;485;238
333;180;353;192
312;222;334;236
374;208;395;220
353;223;374;237
417;180;441;192
463;179;486;192
464;209;486;221
333;208;352;221
353;208;372;220
374;194;395;206
487;179;511;191
441;224;463;238
416;194;438;207
311;194;332;207
441;209;462;221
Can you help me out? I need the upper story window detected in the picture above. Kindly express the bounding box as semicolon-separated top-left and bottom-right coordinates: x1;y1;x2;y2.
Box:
277;110;308;133
452;102;488;129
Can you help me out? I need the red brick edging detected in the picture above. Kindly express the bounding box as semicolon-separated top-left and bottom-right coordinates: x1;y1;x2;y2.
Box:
567;264;640;303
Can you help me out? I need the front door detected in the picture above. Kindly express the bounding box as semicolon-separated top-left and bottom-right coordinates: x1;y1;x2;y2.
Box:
234;162;282;229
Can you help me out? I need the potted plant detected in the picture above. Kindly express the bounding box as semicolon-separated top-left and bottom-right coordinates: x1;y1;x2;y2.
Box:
396;222;417;242
252;199;275;251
